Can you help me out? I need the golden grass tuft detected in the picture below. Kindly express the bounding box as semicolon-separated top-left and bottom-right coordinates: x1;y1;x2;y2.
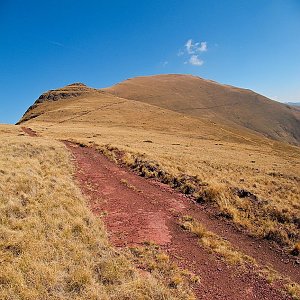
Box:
180;215;255;265
128;243;197;299
120;178;140;192
286;283;300;300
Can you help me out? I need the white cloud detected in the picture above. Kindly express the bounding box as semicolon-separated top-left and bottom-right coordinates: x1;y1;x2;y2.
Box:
185;39;207;54
198;41;207;52
185;39;194;54
180;38;208;66
162;61;168;67
189;55;203;66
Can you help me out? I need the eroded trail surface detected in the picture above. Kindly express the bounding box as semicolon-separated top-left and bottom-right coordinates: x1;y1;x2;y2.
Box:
65;141;299;300
21;126;38;137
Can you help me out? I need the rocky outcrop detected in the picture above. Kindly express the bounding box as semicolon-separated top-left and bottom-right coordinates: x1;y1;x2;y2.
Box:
17;83;98;124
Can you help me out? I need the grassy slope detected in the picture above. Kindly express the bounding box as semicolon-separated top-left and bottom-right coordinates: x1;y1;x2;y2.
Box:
20;86;300;251
105;74;300;145
0;125;193;300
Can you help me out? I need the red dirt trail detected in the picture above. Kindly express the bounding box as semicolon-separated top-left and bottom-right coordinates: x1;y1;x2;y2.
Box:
63;141;299;300
21;126;38;137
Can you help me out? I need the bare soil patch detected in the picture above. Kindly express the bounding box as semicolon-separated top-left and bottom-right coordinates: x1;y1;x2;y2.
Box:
21;126;38;136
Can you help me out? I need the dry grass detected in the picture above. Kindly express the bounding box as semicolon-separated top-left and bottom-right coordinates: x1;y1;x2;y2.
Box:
0;126;193;300
0;124;24;136
180;216;255;265
120;179;141;192
286;283;300;300
104;74;300;145
128;242;198;299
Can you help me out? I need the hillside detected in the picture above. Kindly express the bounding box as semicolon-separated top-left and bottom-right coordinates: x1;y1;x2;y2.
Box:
17;75;300;249
105;74;300;145
14;75;300;299
0;125;195;300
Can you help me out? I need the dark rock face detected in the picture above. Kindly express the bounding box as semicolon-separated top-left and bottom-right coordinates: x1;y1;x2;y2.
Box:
36;91;83;103
66;82;87;87
35;83;95;103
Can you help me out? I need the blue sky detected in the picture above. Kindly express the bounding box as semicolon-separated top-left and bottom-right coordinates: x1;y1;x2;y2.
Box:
1;0;300;124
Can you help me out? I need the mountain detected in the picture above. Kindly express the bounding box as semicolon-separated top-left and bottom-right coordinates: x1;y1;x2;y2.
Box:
18;74;300;146
104;74;300;145
18;83;99;123
286;102;300;106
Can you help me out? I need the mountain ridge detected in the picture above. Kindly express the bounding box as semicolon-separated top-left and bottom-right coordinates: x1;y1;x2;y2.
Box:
18;74;300;145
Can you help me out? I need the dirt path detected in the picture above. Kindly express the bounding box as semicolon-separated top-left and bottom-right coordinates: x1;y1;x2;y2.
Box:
65;141;298;300
21;126;38;137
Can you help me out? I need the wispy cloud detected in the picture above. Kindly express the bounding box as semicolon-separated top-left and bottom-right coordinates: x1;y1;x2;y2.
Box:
180;38;208;66
49;41;64;47
188;55;204;66
47;40;83;52
185;39;194;54
198;41;207;52
185;39;207;54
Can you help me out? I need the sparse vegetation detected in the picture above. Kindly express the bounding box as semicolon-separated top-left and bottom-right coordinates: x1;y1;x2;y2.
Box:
128;242;198;299
180;215;255;265
0;127;194;300
120;179;140;192
286;283;300;300
179;215;300;299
